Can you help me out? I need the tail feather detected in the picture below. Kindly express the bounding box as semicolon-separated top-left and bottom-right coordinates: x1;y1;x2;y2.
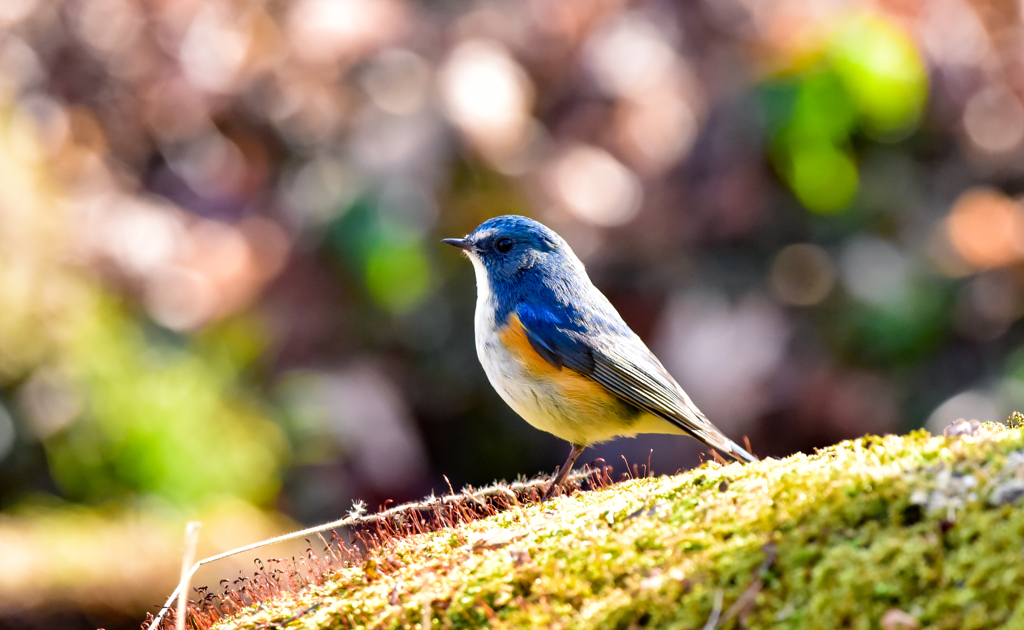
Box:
723;439;758;463
679;406;758;464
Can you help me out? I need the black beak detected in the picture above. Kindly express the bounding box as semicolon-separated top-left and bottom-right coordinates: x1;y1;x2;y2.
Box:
442;238;474;252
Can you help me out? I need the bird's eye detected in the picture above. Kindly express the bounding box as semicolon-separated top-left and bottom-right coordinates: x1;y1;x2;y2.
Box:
495;238;514;253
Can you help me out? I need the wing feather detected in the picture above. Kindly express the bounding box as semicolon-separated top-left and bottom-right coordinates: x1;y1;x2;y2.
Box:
516;303;756;463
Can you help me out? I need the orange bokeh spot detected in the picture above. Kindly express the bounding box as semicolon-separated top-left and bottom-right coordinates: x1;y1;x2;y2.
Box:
946;188;1024;271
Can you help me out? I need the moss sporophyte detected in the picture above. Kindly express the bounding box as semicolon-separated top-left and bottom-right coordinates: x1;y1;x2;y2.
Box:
153;421;1024;630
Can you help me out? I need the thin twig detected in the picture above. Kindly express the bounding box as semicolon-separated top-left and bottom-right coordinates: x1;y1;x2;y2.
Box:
176;522;202;630
702;589;724;630
721;543;778;625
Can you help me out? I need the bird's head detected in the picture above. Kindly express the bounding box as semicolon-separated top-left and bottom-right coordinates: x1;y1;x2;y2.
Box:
442;215;577;283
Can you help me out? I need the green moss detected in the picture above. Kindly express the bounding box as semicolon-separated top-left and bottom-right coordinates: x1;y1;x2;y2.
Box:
216;423;1024;629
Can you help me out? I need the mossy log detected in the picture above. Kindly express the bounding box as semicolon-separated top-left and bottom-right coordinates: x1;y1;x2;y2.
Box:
214;420;1024;630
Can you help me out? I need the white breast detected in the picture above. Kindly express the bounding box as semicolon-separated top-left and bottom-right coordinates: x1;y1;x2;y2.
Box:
467;255;673;446
467;256;576;440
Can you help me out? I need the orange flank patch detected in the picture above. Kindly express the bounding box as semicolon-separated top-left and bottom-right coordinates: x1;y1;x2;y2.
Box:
498;313;562;375
499;313;621;413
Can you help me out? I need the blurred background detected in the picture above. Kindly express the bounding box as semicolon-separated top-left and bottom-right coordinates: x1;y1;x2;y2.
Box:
1;0;1023;627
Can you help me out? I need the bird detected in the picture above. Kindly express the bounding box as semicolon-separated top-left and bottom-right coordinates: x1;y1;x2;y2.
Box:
442;215;757;498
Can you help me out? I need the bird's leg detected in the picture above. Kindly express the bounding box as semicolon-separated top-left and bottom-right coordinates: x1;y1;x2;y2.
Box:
544;443;586;500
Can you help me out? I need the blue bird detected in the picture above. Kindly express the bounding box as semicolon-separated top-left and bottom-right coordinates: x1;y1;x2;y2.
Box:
443;215;757;497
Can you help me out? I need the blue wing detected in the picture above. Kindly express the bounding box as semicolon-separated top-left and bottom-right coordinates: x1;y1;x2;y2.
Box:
516;303;593;373
516;303;757;463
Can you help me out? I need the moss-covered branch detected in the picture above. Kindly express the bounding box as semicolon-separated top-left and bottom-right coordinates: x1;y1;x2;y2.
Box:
212;421;1024;629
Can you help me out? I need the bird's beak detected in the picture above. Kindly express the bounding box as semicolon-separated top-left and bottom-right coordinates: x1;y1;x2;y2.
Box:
441;237;474;252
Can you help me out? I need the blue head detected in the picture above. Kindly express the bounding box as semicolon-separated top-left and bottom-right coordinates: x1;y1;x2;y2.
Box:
443;215;592;321
443;215;574;275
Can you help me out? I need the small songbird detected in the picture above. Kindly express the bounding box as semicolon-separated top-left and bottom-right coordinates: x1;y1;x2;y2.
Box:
443;215;756;497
